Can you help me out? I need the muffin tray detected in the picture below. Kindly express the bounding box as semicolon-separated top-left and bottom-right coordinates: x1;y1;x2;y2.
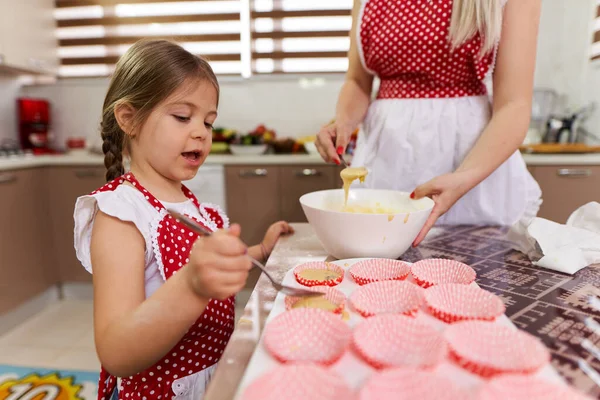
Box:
233;258;566;399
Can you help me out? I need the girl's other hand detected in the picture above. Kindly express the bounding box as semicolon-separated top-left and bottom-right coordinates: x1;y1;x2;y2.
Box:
261;221;294;258
185;224;252;300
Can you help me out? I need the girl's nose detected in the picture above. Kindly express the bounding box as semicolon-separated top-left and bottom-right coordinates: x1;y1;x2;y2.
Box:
191;123;209;140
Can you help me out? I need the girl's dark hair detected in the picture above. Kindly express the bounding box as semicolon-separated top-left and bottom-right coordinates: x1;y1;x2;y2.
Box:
101;39;219;181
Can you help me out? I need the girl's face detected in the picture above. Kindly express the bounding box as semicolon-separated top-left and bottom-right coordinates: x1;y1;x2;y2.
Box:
131;78;217;183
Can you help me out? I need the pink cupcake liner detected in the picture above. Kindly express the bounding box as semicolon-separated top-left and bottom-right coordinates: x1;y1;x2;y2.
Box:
424;283;506;323
358;368;468;400
284;286;346;315
349;280;424;318
349;258;411;286
264;308;352;365
478;375;593;400
293;261;345;287
411;258;476;288
242;364;354;400
445;320;550;378
353;314;447;369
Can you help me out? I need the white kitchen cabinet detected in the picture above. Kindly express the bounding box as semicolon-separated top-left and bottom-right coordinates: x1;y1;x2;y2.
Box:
0;0;58;74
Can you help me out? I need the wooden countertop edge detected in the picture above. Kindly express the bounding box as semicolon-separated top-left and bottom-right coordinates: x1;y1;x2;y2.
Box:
0;152;599;172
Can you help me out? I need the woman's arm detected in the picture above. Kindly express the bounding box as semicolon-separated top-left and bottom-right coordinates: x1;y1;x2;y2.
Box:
316;0;374;162
91;212;210;377
455;0;541;180
412;0;541;246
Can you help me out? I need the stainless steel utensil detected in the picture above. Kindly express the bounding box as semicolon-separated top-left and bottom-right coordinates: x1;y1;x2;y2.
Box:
167;210;321;297
339;153;350;168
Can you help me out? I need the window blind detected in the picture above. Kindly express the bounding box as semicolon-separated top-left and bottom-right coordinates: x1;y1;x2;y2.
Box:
592;1;600;61
250;0;352;74
54;0;354;77
55;0;247;77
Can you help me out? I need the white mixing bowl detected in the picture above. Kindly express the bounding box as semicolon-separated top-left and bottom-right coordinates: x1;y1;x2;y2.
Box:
300;188;434;260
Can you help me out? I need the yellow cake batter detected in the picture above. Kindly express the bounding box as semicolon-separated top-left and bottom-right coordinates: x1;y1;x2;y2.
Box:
291;295;338;312
340;167;368;208
298;268;341;282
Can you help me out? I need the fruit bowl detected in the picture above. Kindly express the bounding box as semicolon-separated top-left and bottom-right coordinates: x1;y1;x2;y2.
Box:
229;144;268;156
299;188;434;259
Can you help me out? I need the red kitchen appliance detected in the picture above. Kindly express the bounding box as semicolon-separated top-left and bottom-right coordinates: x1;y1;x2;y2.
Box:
17;98;54;154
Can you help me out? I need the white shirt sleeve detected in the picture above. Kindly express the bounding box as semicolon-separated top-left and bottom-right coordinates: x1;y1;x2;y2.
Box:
73;185;154;274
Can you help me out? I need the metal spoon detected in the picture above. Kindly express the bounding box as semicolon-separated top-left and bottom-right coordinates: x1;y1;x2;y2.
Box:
339;153;350;168
167;210;321;297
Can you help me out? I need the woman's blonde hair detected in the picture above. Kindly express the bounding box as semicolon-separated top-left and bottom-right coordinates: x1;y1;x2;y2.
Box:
449;0;503;56
101;39;219;181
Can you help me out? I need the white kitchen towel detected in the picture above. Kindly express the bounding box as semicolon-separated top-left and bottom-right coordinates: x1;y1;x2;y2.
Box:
507;202;600;275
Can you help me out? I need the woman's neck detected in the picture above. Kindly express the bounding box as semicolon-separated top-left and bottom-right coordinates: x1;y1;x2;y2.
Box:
129;161;188;203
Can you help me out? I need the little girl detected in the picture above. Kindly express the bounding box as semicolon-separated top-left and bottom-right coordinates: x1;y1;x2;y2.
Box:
73;39;293;400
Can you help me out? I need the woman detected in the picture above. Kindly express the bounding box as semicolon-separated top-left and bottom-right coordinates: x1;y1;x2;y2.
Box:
316;0;543;246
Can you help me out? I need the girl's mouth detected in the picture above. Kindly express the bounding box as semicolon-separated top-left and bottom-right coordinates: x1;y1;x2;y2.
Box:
182;151;201;161
181;151;202;165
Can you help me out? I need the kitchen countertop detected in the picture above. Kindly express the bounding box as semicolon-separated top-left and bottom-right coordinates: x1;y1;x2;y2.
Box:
0;151;599;171
0;152;332;171
522;153;600;166
203;224;600;400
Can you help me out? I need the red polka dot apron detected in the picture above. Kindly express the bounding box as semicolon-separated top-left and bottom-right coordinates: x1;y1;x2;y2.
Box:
358;0;497;99
91;173;235;400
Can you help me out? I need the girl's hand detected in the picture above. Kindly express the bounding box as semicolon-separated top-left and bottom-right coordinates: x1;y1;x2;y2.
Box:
411;171;479;247
315;121;356;164
185;224;252;300
261;221;294;258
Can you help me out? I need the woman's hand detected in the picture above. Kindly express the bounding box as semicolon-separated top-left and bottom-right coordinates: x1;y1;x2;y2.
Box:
411;170;480;247
261;221;295;258
315;121;357;164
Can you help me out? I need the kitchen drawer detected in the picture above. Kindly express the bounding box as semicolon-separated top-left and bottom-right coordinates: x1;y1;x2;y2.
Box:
47;166;106;283
534;165;600;223
225;166;281;246
225;165;281;290
280;165;337;222
0;168;56;313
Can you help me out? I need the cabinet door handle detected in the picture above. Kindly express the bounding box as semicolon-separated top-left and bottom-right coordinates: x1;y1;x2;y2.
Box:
75;169;103;179
557;168;592;178
295;168;321;177
239;168;268;177
0;173;16;184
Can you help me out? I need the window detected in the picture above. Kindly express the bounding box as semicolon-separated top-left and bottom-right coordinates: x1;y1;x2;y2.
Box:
593;1;600;61
54;0;353;77
250;0;352;74
55;0;247;77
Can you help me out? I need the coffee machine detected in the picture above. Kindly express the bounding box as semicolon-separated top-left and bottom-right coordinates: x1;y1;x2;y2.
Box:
17;98;53;154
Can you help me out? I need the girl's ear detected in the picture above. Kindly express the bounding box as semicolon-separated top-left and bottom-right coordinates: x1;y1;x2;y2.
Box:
114;101;137;137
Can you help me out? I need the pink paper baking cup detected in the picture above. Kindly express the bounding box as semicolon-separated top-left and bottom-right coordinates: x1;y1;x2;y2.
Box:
349;280;424;318
349;258;411;286
445;320;550;378
264;308;352;365
293;261;344;287
358;367;467;400
424;283;506;323
478;374;593;400
284;285;346;314
411;258;476;288
242;364;355;400
353;314;447;369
